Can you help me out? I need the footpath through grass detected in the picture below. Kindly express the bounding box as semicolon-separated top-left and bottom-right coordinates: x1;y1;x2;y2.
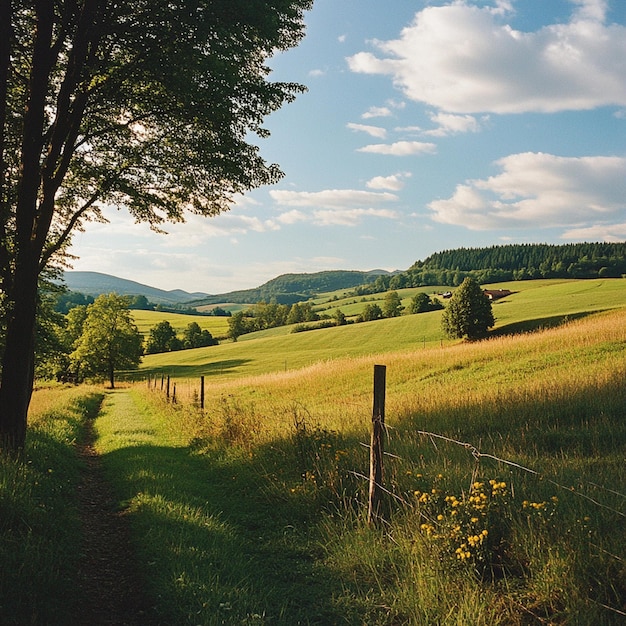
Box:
94;388;345;625
0;386;105;624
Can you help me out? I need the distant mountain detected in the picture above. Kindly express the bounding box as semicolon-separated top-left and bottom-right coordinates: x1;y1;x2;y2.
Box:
62;269;400;308
62;271;209;305
189;269;398;306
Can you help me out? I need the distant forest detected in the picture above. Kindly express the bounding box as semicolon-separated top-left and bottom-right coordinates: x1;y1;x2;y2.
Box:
359;243;626;293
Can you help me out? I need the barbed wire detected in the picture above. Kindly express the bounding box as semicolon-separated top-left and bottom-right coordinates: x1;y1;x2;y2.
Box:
411;429;626;519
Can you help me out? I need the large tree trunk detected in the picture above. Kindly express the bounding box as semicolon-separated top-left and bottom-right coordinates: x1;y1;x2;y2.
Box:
0;3;54;451
0;262;39;450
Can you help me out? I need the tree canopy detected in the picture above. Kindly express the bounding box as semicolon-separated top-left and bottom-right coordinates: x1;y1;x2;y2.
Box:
441;277;495;341
71;294;142;387
0;0;312;448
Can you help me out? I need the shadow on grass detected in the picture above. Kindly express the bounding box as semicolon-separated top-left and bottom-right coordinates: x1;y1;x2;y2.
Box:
102;441;349;625
491;311;600;337
0;392;104;626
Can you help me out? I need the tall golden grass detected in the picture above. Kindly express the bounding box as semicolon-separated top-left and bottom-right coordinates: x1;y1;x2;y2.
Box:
156;308;626;448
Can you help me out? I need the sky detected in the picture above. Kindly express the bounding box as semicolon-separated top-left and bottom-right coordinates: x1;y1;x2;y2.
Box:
69;0;626;294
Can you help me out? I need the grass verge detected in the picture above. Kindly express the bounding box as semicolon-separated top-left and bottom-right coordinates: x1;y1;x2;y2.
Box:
94;387;347;624
137;308;626;624
0;386;104;625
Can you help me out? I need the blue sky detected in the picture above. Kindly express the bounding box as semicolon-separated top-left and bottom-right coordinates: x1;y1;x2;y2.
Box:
69;0;626;294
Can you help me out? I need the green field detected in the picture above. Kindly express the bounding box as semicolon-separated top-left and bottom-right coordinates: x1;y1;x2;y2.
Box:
131;309;231;339
140;278;626;381
2;278;625;624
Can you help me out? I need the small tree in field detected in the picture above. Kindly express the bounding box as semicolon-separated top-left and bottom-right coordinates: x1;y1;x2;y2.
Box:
359;303;383;322
71;294;143;388
383;291;404;318
441;277;494;340
409;292;443;314
146;320;180;354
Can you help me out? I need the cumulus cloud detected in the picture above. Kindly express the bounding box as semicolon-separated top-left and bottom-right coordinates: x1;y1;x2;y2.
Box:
178;213;279;239
362;106;393;119
270;188;399;209
270;188;401;226
276;209;308;225
429;152;626;231
357;141;436;156
424;112;483;136
347;1;626;114
347;122;387;138
311;208;399;226
366;172;412;191
562;222;626;241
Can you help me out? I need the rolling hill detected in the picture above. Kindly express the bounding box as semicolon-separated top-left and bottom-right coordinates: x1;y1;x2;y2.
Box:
62;269;397;307
62;271;209;305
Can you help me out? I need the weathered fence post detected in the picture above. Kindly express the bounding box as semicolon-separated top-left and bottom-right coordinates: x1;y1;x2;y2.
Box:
200;376;205;410
172;383;176;404
368;364;387;526
166;376;170;400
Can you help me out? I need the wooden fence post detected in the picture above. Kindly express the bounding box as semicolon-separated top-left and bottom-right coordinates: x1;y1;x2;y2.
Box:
200;376;205;410
172;383;176;404
166;376;170;400
368;364;386;526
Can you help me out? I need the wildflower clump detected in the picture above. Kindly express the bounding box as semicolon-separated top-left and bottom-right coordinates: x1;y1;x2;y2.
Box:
412;477;512;573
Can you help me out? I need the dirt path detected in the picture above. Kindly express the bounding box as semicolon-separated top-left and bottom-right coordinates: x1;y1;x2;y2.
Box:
75;407;158;626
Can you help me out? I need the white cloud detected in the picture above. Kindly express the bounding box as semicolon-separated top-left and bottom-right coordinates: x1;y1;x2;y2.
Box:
270;188;399;209
357;141;436;156
270;188;401;226
168;213;279;240
308;68;326;78
429;152;626;231
347;2;626;114
347;122;387;139
572;0;607;22
362;106;392;119
276;209;308;225
424;112;483;136
366;172;411;191
311;208;399;226
562;223;626;242
232;194;261;209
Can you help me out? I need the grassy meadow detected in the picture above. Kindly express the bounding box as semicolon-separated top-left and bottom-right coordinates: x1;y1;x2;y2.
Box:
2;278;626;624
123;306;626;622
131;309;231;340
139;278;626;382
0;385;105;624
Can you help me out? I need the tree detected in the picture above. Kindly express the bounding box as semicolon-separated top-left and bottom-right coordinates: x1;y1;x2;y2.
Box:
227;311;248;342
359;303;383;322
145;320;179;354
334;308;347;326
383;291;404;318
0;1;311;448
71;294;142;388
441;277;495;340
409;292;443;314
409;292;432;314
183;321;217;349
56;303;89;381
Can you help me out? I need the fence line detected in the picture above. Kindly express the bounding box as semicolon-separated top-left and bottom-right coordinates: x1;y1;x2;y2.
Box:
144;372;625;520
